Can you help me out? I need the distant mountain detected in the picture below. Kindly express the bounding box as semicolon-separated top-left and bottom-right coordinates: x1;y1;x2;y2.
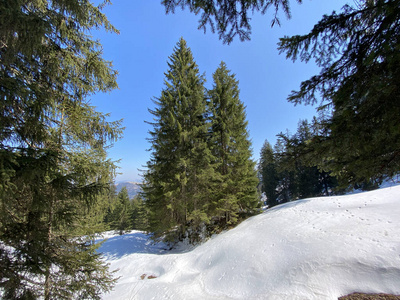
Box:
115;181;141;198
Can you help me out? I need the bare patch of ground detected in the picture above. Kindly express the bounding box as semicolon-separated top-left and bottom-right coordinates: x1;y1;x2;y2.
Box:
339;293;400;300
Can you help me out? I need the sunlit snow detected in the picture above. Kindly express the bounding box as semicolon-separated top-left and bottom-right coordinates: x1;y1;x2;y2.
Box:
99;185;400;299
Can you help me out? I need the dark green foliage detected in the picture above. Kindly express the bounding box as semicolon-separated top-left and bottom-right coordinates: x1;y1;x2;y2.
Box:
277;121;324;200
111;187;133;235
102;185;149;233
273;133;296;203
0;0;122;298
163;0;400;189
143;41;259;244
208;62;260;227
142;38;216;243
162;0;302;44
102;184;118;228
278;0;400;188
259;120;338;205
258;140;279;207
131;194;149;231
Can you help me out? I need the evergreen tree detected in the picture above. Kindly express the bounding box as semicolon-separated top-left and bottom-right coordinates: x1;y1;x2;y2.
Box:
273;132;296;203
208;62;260;227
258;140;279;207
111;187;132;235
290;120;321;199
268;120;339;203
131;194;149;231
103;184;118;229
164;0;400;188
0;0;122;298
162;0;298;44
76;184;115;236
142;38;217;243
278;0;400;187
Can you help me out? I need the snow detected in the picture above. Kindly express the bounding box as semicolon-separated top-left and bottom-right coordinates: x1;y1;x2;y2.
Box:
99;185;400;299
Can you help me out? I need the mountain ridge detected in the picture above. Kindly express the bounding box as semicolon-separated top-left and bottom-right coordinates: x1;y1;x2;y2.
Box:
115;181;141;198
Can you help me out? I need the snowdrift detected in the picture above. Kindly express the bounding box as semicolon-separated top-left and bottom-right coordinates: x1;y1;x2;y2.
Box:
100;185;400;299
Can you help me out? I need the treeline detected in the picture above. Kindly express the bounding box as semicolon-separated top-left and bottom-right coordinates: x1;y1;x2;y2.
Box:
258;117;384;209
258;119;339;208
100;186;148;235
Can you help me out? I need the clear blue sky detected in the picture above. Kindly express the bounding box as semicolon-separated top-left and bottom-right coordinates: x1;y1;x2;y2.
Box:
91;0;350;182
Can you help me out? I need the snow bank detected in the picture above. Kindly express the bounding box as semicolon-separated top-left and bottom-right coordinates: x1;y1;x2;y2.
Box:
100;185;400;299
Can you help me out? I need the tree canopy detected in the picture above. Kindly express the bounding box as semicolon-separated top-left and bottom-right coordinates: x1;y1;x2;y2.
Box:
143;39;260;244
0;0;122;298
162;0;302;44
278;0;400;186
163;0;400;187
142;38;214;243
208;62;259;225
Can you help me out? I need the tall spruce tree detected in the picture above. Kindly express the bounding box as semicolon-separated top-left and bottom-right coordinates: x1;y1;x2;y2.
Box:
131;194;148;231
111;187;132;235
273;132;296;203
103;184;118;229
259;140;279;207
208;62;260;227
0;0;122;298
142;38;217;243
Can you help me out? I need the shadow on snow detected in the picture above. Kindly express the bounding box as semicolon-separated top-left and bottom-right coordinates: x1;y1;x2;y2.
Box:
97;231;169;260
97;200;311;260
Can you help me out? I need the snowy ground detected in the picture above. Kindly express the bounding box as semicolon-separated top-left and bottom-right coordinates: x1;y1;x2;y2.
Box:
99;185;400;299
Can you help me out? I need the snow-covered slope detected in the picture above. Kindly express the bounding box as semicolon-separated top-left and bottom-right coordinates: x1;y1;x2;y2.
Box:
100;185;400;299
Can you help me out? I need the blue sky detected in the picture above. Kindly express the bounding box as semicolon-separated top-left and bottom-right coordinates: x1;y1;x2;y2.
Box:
91;1;350;182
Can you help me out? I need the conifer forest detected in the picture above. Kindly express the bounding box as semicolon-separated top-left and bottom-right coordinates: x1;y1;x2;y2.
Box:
1;0;399;298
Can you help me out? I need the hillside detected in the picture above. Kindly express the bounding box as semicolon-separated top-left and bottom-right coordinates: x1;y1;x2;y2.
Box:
99;185;400;299
115;181;141;198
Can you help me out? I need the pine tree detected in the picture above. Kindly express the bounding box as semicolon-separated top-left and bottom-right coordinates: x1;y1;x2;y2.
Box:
102;184;118;229
131;194;149;231
76;184;115;237
162;0;297;44
273;132;296;203
269;120;339;203
278;0;400;187
0;0;122;298
142;38;216;243
111;187;132;235
208;62;260;228
259;140;279;207
164;0;400;188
